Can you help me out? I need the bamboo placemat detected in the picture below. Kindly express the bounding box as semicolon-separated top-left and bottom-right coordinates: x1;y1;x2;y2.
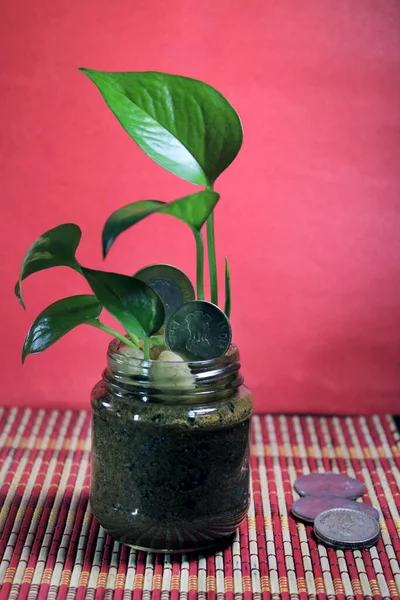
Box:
0;408;399;600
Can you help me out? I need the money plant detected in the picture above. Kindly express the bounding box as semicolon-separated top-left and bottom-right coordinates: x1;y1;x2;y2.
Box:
16;70;243;361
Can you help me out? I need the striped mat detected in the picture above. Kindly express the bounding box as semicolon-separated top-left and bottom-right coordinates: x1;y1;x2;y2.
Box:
0;408;399;600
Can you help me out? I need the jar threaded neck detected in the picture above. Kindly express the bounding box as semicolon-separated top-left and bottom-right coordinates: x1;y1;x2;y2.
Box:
104;339;244;404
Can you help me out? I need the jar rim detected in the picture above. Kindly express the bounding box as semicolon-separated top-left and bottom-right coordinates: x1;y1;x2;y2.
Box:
107;338;239;367
104;339;243;404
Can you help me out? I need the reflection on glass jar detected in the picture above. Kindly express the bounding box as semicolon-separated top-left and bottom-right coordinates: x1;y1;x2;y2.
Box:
90;340;253;553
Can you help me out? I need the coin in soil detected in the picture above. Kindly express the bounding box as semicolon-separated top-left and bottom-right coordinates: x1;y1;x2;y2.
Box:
291;495;380;523
133;264;195;319
314;508;380;550
294;472;365;499
165;301;232;361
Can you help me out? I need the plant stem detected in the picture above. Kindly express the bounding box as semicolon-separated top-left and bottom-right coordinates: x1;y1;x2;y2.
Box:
206;205;218;305
127;331;141;347
150;336;166;345
143;338;150;360
194;231;205;300
224;256;231;318
95;321;138;348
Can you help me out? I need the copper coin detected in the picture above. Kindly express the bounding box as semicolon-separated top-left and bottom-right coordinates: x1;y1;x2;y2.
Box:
294;473;365;499
291;495;380;523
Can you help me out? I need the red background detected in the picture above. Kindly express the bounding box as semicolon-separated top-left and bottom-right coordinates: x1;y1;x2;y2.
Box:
2;1;400;414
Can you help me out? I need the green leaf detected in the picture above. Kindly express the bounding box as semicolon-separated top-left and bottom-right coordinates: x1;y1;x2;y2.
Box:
81;267;165;338
224;257;231;318
102;191;219;257
22;295;101;362
16;224;82;308
79;69;243;186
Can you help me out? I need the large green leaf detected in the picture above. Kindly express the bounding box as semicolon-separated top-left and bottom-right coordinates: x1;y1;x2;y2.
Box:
102;191;219;257
22;295;101;362
79;69;243;186
81;268;164;338
16;224;82;308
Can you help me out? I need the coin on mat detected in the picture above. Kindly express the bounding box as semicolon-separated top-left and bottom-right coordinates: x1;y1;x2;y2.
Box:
294;472;365;499
314;508;380;550
291;495;379;523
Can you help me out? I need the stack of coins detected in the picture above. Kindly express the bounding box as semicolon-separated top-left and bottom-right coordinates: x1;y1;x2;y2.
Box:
291;472;380;550
134;264;233;361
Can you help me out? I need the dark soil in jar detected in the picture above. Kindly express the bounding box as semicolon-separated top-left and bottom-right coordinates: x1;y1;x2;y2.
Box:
90;386;252;552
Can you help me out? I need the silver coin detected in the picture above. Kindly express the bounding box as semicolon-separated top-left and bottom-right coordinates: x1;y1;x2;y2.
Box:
314;508;380;550
294;472;365;499
291;495;380;523
134;264;195;319
165;301;232;361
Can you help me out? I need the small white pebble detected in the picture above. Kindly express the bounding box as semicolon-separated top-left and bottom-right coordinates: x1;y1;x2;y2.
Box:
158;350;184;362
151;351;195;389
110;346;144;376
119;347;144;360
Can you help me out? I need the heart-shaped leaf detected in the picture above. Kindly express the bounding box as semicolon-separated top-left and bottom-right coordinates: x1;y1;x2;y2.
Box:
16;224;82;308
22;295;102;362
79;69;243;187
81;267;165;338
102;191;219;257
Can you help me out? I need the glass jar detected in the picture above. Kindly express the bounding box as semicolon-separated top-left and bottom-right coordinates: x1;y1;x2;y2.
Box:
90;340;253;553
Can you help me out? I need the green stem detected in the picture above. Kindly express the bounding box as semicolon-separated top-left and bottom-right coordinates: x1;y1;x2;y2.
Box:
194;231;204;300
94;321;138;348
150;336;166;345
206;207;218;305
224;257;231;319
143;338;150;360
127;331;140;347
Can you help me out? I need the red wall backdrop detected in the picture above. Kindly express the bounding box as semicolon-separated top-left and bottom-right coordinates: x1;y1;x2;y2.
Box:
2;1;400;414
